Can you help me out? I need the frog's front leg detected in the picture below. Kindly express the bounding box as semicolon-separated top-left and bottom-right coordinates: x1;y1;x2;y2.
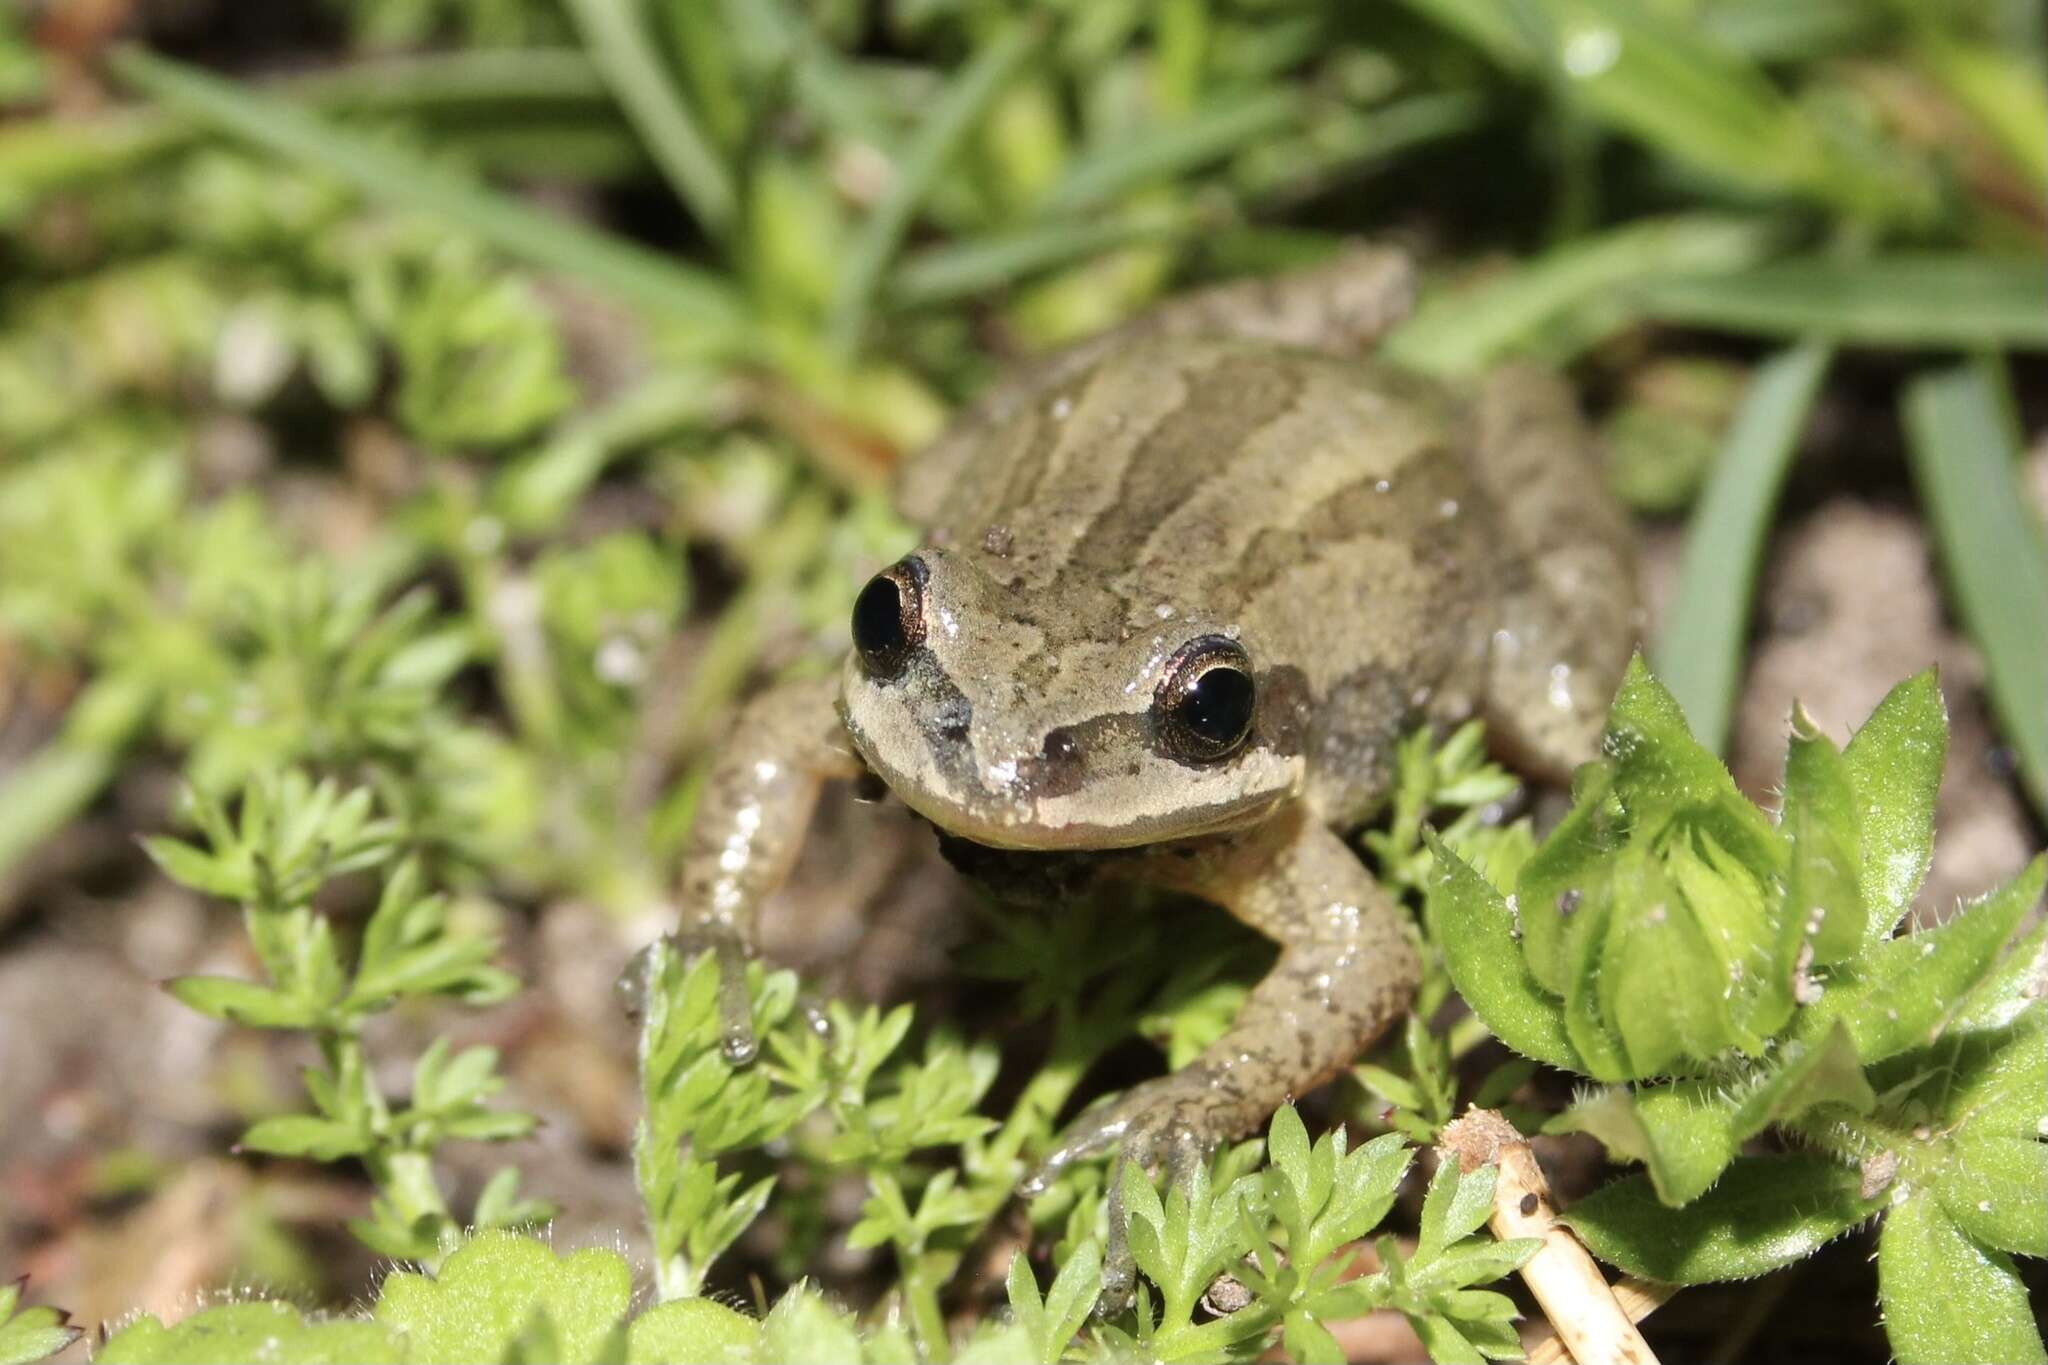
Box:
671;671;863;1061
1023;803;1419;1292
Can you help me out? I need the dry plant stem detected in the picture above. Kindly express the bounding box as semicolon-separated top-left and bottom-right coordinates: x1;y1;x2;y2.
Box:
1528;1279;1676;1365
1438;1107;1662;1365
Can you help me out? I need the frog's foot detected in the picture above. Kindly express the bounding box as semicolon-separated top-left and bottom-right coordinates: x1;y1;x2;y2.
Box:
615;922;761;1065
1020;1068;1248;1312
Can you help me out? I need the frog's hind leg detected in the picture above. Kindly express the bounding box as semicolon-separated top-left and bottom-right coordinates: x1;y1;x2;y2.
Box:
1468;366;1641;779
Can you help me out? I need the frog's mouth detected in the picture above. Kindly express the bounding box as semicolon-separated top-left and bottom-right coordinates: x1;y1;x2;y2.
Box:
845;711;1295;852
881;767;1286;851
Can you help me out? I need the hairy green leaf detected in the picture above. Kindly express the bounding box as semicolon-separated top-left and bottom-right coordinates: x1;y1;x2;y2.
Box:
1426;837;1584;1073
1802;856;2044;1062
1548;1080;1736;1206
98;1303;401;1365
1843;671;1947;948
1878;1190;2046;1365
1566;1154;1876;1283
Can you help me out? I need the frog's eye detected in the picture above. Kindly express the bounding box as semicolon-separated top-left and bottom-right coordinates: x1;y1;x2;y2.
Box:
1155;635;1257;762
852;557;927;677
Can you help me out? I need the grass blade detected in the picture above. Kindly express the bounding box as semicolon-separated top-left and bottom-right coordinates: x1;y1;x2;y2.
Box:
1902;360;2048;817
0;48;614;217
891;209;1206;308
1383;213;1780;377
827;20;1042;355
1654;342;1833;754
0;744;117;881
1395;0;1901;216
562;0;736;236
1642;255;2048;350
107;47;746;344
1039;87;1303;215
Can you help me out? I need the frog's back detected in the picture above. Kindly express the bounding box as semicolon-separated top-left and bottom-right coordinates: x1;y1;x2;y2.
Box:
905;336;1500;715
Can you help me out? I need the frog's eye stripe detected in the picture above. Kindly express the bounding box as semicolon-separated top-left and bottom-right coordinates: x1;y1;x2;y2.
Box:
852;556;928;678
1154;634;1257;762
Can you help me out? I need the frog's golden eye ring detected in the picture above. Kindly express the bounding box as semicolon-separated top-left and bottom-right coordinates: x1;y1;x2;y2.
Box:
852;556;927;677
1155;635;1257;762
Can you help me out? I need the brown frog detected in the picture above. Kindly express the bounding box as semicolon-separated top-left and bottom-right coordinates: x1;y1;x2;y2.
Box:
669;247;1636;1268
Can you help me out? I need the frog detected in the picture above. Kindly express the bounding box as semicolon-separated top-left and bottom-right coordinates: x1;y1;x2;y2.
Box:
667;245;1637;1265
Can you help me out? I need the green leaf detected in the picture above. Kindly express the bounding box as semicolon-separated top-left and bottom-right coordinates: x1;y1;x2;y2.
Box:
105;48;746;344
1511;761;1617;998
238;1114;372;1162
624;1299;757;1365
1466;0;1866;207
1548;1080;1737;1206
1878;1189;2046;1365
1842;671;1947;948
1802;856;2044;1063
1042;88;1303;215
1727;1021;1874;1140
166;976;317;1030
1282;1309;1344;1365
1779;708;1867;965
1655;342;1831;755
560;0;734;235
828;19;1041;354
1601;853;1745;1074
140;835;240;898
1600;656;1780;870
1560;879;1633;1083
1950;919;2047;1035
1417;1160;1496;1261
1384;214;1777;376
0;1282;79;1365
757;1285;865;1365
375;1232;632;1365
1004;1245;1101;1365
98;1302;400;1365
1426;836;1584;1073
1929;1131;2048;1258
1566;1154;1876;1283
1644;256;2048;349
1902;360;2048;818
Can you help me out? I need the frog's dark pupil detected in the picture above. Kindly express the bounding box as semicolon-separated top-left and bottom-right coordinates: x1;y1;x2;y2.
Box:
852;575;905;661
1178;666;1255;750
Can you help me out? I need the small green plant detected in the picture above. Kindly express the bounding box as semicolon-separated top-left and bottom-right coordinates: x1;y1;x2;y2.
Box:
146;770;551;1264
0;1281;79;1365
1432;658;2047;1363
88;873;1543;1363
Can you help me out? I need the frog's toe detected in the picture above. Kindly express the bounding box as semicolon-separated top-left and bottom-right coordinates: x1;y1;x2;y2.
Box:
1024;1070;1237;1195
1021;1071;1244;1315
629;922;762;1065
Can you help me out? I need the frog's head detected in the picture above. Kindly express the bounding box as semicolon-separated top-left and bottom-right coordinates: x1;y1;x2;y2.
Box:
837;549;1307;850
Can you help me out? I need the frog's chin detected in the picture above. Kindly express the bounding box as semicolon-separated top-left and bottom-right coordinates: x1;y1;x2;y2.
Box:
904;790;1285;851
866;759;1293;852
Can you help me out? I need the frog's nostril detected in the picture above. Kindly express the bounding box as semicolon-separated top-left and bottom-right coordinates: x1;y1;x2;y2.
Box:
1041;727;1080;764
1016;726;1085;798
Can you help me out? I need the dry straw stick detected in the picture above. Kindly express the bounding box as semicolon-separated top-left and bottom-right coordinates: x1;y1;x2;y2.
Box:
1438;1108;1669;1365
